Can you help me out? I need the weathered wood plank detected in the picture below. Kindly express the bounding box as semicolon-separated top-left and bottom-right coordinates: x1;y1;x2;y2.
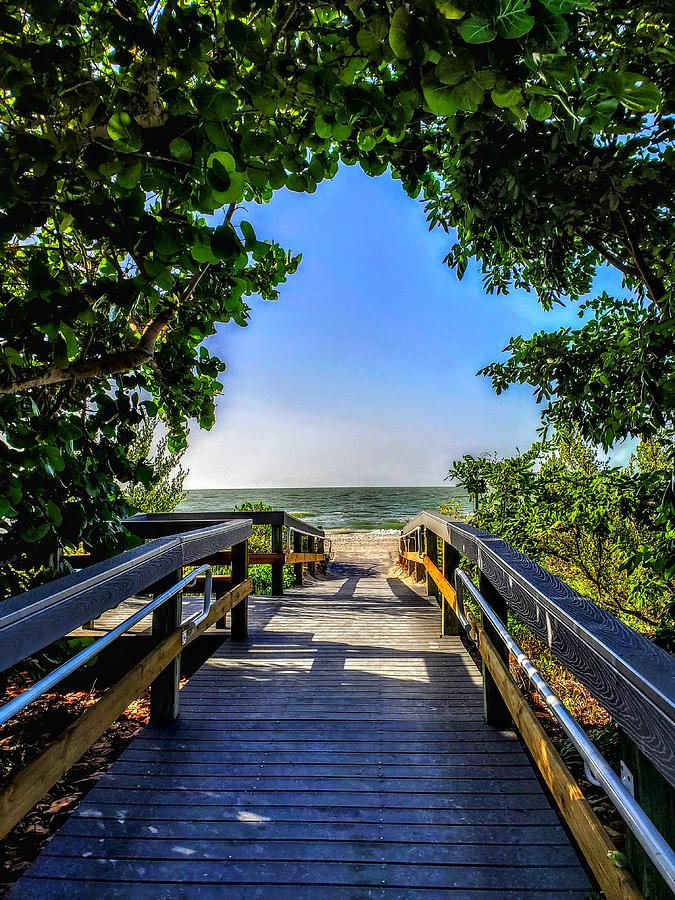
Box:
477;621;641;900
0;521;251;673
0;579;251;841
403;512;675;787
10;565;589;898
22;856;592;891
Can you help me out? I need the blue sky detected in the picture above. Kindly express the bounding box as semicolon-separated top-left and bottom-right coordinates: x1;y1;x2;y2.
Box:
184;164;621;488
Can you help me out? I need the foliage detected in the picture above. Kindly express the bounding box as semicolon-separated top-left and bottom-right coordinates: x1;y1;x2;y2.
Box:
121;417;187;513
447;431;675;642
232;501;293;595
0;0;666;591
423;0;674;570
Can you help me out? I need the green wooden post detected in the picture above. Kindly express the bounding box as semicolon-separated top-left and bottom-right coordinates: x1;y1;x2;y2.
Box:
425;529;439;600
292;530;303;586
619;732;675;899
479;572;510;728
442;541;460;635
317;538;325;574
230;539;249;640
271;523;284;596
150;569;182;727
308;536;317;577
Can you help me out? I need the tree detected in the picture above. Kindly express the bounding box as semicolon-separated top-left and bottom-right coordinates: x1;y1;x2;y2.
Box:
447;431;675;642
122;417;187;513
422;1;673;448
0;0;664;591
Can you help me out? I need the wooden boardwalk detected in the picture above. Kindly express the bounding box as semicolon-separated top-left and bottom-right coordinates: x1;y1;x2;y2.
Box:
13;552;592;898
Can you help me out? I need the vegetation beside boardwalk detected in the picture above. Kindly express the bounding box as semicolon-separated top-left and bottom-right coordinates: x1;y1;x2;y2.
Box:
0;0;672;601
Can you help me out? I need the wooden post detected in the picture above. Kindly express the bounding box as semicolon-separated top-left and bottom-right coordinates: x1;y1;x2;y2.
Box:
416;528;425;582
479;572;510;728
308;536;317;577
317;538;325;574
150;569;182;727
230;539;249;640
619;732;675;899
442;542;460;635
425;530;439;601
292;530;303;586
271;523;284;596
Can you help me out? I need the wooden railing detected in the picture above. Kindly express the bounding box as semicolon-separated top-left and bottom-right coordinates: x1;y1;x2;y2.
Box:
124;511;327;595
400;511;675;900
0;518;253;842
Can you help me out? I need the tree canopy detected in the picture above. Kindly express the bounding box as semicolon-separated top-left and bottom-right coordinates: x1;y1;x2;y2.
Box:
0;0;670;590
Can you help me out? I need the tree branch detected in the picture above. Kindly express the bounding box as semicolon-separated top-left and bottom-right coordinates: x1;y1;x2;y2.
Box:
0;254;219;396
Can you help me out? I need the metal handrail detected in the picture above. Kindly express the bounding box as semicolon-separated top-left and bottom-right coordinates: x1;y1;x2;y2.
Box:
0;564;213;729
454;568;675;893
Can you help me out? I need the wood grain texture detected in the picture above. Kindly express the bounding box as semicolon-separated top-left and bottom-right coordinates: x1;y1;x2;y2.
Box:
126;511;325;540
402;512;675;787
0;521;252;673
12;566;590;898
0;578;251;842
476;622;641;900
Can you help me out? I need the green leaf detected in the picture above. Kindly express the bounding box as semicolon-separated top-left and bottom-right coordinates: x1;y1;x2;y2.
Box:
106;111;141;153
194;86;237;121
496;0;535;38
240;220;257;248
22;522;51;543
117;159;142;189
539;9;569;46
491;83;523;109
169;138;192;161
422;79;459;116
435;0;465;19
210;224;242;260
207;151;237;175
617;74;663;113
389;6;412;59
204;121;233;150
458;15;496;44
473;69;496;90
0;498;18;518
453;79;484;112
528;98;553;120
357;131;377;152
436;54;472;86
58;322;79;362
46;499;62;527
315;115;333;139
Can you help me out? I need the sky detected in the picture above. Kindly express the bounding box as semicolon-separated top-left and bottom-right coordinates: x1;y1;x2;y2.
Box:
184;164;621;488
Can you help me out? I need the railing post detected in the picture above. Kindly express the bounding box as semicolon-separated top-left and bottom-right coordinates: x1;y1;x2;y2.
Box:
230;538;249;640
442;542;460;635
479;572;511;728
271;523;284;596
150;569;183;727
425;529;439;601
416;528;425;582
308;536;317;577
619;731;675;899
317;538;325;574
292;530;303;586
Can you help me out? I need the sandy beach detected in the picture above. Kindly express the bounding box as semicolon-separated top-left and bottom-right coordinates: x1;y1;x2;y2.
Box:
326;531;401;575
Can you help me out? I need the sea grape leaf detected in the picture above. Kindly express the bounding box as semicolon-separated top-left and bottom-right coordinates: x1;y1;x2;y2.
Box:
458;15;496;44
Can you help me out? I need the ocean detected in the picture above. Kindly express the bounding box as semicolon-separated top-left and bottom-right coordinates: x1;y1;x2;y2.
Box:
176;486;469;532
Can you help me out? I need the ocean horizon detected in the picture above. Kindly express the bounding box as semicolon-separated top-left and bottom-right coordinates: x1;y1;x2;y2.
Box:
177;486;470;531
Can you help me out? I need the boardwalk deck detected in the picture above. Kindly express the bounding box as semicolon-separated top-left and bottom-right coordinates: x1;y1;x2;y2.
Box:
12;549;592;898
